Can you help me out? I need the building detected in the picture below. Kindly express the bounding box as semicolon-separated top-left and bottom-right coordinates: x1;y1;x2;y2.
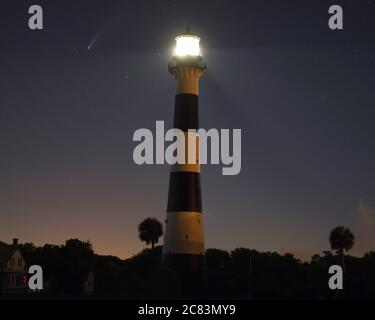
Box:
0;239;28;293
162;28;207;295
82;271;95;295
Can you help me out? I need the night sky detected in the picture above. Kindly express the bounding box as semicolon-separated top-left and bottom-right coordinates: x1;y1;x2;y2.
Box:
1;0;375;260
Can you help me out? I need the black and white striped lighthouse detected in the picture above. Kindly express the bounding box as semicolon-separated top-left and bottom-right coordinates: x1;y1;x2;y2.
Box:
162;29;206;293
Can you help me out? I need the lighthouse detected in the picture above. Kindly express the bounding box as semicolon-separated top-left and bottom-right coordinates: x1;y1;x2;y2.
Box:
162;28;206;294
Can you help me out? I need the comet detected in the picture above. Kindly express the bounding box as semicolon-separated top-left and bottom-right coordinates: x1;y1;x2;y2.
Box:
87;29;104;50
87;14;121;51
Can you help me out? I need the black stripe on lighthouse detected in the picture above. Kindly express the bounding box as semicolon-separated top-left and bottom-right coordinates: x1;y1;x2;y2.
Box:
173;94;199;130
167;171;202;213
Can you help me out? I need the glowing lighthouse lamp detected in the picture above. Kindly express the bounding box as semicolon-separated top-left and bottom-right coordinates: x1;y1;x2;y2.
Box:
174;33;201;57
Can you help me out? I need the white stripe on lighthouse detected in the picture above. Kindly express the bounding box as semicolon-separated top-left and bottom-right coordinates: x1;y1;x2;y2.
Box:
163;211;205;255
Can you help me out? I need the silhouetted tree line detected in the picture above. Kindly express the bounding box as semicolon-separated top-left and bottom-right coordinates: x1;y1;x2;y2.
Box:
205;248;375;299
4;224;370;299
19;239;94;294
15;240;375;299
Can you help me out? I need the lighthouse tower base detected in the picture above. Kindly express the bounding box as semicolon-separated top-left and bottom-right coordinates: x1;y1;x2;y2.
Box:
161;253;207;297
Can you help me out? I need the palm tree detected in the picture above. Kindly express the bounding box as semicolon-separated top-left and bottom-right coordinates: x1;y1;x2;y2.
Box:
329;226;355;272
138;218;163;249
